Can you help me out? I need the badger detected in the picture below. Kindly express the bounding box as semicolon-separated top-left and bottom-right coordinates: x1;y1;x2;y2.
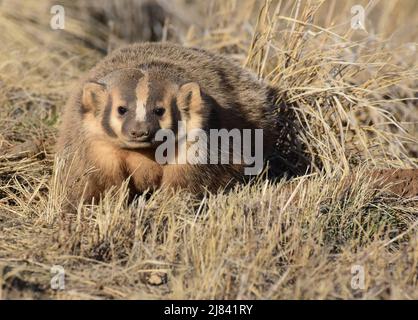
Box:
57;42;284;205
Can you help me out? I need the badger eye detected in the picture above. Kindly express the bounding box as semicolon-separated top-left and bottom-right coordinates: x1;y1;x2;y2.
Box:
118;106;128;116
153;107;165;116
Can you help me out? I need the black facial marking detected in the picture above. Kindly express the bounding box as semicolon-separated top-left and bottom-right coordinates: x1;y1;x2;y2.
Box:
119;83;138;103
101;95;117;138
146;80;166;110
170;97;181;132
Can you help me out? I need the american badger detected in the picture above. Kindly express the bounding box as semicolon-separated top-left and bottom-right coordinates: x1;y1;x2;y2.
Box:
57;42;281;204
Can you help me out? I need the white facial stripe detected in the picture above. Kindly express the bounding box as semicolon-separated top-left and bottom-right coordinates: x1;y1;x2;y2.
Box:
135;100;147;122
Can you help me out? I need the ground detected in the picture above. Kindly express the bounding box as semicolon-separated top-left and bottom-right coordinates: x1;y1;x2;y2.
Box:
0;0;417;299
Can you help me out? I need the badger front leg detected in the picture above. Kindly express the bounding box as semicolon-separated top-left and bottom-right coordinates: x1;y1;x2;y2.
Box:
124;151;163;194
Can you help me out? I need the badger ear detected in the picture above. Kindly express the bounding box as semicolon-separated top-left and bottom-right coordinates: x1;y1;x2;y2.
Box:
82;82;107;112
177;82;203;114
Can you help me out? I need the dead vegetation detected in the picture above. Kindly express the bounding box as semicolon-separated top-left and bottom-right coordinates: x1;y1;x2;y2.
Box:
0;0;417;299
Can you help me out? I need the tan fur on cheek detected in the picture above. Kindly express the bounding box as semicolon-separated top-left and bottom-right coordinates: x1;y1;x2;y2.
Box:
81;114;125;182
110;112;123;138
109;88;127;139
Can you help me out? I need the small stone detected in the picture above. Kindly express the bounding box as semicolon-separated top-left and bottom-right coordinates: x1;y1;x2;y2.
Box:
146;272;167;286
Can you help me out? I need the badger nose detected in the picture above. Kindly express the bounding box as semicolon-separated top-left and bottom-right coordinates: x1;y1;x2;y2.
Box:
130;129;150;139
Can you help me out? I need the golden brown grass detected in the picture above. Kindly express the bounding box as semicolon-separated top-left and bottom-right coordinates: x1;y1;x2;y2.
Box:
0;0;417;299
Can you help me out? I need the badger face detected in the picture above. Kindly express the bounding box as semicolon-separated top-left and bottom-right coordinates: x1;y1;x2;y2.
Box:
82;68;205;150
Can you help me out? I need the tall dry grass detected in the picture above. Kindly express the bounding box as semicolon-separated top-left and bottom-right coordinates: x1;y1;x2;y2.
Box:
0;0;417;299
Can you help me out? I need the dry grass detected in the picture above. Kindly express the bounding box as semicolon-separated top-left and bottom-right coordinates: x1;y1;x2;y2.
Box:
0;0;417;299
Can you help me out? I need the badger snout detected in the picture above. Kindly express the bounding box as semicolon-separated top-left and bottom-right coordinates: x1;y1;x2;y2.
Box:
125;121;153;142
